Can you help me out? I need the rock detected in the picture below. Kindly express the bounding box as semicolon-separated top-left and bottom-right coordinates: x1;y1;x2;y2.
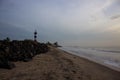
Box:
0;38;49;69
0;58;15;69
23;58;32;62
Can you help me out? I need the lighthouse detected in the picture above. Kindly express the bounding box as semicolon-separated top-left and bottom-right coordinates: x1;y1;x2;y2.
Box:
34;30;37;42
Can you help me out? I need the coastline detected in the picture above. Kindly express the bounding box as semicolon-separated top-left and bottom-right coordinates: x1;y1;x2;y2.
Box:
59;47;120;72
0;47;120;80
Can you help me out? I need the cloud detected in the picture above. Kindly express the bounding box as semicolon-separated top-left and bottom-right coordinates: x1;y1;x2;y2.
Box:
111;14;120;20
0;0;120;46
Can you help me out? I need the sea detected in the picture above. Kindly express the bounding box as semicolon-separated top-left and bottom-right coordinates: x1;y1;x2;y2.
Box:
59;46;120;71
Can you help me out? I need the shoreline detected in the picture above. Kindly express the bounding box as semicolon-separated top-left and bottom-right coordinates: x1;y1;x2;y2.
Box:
59;48;120;72
0;47;120;80
59;47;120;72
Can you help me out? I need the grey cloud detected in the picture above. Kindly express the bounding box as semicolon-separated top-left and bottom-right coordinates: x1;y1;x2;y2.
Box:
0;0;120;47
111;14;120;20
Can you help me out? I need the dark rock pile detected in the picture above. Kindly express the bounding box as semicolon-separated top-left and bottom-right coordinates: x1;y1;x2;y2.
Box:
46;41;62;47
0;39;49;69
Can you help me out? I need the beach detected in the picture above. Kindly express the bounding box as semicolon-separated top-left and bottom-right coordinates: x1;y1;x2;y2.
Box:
0;47;120;80
60;46;120;71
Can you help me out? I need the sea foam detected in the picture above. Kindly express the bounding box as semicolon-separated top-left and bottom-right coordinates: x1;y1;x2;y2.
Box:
59;46;120;71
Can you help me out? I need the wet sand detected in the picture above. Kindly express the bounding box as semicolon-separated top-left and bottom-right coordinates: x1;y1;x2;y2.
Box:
0;47;120;80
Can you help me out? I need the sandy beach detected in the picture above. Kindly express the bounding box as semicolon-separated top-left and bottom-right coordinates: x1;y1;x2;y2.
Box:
0;47;120;80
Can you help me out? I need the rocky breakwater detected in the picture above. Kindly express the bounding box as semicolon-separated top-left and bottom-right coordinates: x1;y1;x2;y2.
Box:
0;39;49;69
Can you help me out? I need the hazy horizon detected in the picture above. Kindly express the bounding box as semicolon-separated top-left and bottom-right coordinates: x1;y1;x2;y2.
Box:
0;0;120;47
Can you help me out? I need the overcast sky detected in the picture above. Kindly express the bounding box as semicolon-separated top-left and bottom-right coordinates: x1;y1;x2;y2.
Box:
0;0;120;47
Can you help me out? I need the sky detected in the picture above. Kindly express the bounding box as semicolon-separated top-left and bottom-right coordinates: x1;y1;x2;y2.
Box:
0;0;120;47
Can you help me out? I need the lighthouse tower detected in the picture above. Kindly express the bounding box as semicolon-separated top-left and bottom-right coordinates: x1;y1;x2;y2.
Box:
34;30;37;42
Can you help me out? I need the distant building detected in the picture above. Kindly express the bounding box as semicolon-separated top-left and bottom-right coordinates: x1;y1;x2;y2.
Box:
34;30;37;42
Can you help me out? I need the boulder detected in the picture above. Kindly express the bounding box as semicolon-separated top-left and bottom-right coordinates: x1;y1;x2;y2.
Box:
0;39;49;69
0;61;15;69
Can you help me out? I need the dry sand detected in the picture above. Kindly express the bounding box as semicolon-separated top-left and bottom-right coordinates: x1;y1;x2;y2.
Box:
0;47;120;80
